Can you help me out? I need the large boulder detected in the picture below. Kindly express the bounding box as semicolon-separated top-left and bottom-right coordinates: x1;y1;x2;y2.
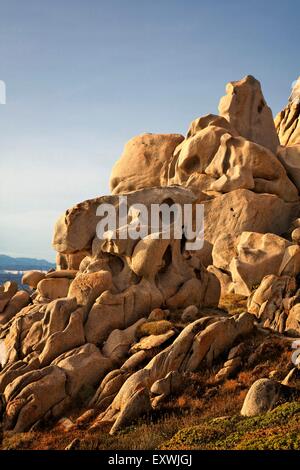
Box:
3;365;68;432
170;111;295;202
52;343;113;397
241;378;300;417
22;271;46;289
16;297;85;367
52;186;195;254
202;189;299;252
219;75;279;153
68;270;112;310
247;274;300;335
37;278;71;301
204;134;297;202
170;115;237;196
212;232;292;296
110;133;184;194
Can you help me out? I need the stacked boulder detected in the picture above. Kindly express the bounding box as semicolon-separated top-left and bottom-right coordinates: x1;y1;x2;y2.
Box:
0;282;30;325
1;75;300;433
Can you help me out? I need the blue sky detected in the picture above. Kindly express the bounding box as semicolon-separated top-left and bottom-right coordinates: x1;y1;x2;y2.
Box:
0;0;299;261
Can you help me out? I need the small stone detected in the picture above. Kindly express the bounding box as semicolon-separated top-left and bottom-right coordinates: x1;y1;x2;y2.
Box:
65;438;81;450
181;305;199;322
148;308;168;321
56;417;75;432
269;369;282;380
223;357;241;368
215;357;242;381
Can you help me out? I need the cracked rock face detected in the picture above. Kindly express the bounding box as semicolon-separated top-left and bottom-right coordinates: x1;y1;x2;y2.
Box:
1;74;300;434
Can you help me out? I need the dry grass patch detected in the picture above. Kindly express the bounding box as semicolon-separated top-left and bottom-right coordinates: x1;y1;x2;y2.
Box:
219;293;248;315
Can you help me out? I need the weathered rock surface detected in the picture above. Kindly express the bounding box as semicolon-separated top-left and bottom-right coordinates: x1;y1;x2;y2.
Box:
130;329;175;353
213;232;292;296
102;318;146;364
2;74;300;436
181;305;199;323
52;186;196;254
202;189;298;254
0;282;18;313
205;135;297;201
241;378;300;416
277;145;300;191
94;312;254;434
247;274;300;335
110;133;184;194
22;271;46;289
68;271;112;310
219;75;279;153
37;278;71;301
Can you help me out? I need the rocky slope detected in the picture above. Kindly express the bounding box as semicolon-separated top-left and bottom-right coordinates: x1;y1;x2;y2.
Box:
1;75;300;446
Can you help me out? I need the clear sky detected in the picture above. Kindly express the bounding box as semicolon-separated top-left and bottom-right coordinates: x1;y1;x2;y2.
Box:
0;0;299;261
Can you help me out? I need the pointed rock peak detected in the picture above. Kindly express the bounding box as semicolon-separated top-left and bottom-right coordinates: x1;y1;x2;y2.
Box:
218;75;279;153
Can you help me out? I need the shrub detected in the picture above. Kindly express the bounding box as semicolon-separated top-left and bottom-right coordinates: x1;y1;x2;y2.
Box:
136;320;173;339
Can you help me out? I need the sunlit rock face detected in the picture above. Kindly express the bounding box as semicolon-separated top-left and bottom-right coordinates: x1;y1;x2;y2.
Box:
275;76;300;146
2;75;300;434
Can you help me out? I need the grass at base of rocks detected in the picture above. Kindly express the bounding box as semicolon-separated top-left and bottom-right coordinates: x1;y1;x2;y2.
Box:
136;320;174;339
219;293;248;316
0;328;296;451
3;402;299;451
161;402;300;450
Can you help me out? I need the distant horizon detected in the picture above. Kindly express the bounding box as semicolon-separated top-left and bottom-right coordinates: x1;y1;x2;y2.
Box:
0;252;55;263
1;0;299;261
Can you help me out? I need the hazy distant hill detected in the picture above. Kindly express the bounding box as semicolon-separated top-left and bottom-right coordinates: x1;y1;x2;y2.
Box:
0;254;55;272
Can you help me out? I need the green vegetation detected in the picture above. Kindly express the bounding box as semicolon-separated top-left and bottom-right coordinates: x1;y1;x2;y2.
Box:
2;402;300;451
162;402;300;450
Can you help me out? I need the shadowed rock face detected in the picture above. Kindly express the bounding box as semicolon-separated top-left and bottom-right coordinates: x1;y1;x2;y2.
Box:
1;75;300;434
